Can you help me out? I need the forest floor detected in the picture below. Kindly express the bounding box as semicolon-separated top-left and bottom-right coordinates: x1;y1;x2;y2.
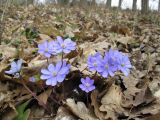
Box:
0;4;160;120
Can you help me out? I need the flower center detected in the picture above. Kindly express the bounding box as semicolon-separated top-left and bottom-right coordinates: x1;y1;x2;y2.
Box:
93;62;97;67
121;64;125;67
105;64;109;69
85;83;90;87
45;48;48;52
53;72;57;76
61;43;65;48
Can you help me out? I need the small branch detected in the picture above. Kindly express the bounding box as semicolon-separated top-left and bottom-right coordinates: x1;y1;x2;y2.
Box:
22;80;50;112
1;0;9;22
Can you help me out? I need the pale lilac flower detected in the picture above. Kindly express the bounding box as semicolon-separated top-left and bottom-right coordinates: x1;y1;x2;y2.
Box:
87;52;103;72
97;51;117;78
53;36;76;54
5;59;22;76
38;40;56;58
79;77;95;93
117;54;132;76
40;61;70;86
29;76;36;82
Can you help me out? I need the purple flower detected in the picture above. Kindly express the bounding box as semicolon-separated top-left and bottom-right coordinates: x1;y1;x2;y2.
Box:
107;49;121;67
29;76;36;82
53;36;76;54
87;52;103;72
5;59;22;75
97;51;117;78
79;77;95;93
117;54;132;76
38;40;56;58
40;61;70;86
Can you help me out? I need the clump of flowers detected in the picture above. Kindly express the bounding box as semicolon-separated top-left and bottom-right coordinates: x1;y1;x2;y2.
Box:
5;59;23;78
53;36;76;54
4;35;132;108
88;49;132;78
39;36;76;86
41;61;70;86
79;77;95;93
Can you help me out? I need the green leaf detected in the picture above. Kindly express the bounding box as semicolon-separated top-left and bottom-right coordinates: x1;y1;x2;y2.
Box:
14;100;31;120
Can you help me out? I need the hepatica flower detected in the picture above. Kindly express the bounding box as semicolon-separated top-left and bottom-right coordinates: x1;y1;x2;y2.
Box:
87;52;103;72
41;61;70;86
87;49;132;78
53;36;76;54
117;54;132;76
79;77;95;93
29;76;36;82
97;51;117;78
38;40;55;58
5;59;22;76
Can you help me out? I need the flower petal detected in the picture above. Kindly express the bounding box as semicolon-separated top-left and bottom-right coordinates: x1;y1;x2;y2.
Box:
48;64;55;72
56;75;65;82
46;79;52;85
44;52;51;58
41;69;51;75
41;75;52;79
59;67;69;75
17;59;22;71
57;36;64;44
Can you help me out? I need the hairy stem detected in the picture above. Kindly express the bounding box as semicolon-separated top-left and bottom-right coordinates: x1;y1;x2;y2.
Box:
22;80;50;112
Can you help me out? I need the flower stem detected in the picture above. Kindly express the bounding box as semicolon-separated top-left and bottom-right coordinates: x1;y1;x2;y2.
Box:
93;71;97;78
61;53;64;65
86;93;89;107
61;52;65;99
47;58;49;65
21;80;50;113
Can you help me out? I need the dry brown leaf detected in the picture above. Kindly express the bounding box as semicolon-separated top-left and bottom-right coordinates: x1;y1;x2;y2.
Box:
54;107;77;120
38;88;52;105
65;26;75;38
121;75;141;108
99;84;127;120
146;112;160;120
65;98;98;120
0;45;17;59
133;86;155;107
91;90;105;120
38;34;53;41
116;36;135;45
2;108;18;120
0;81;9;92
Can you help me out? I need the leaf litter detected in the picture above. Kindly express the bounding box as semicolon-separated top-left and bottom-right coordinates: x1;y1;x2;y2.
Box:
0;4;160;120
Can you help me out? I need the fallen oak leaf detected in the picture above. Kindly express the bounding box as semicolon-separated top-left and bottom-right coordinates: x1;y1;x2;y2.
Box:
133;86;155;107
65;98;98;120
99;84;127;120
91;90;105;120
37;88;52;105
54;107;77;120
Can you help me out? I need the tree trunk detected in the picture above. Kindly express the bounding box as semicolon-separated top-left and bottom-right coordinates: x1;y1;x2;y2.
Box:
158;0;160;12
58;0;70;5
132;0;137;11
118;0;122;9
91;0;96;6
106;0;112;8
141;0;149;13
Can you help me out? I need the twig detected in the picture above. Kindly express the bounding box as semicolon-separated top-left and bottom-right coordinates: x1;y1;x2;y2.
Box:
21;80;50;112
1;0;9;22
